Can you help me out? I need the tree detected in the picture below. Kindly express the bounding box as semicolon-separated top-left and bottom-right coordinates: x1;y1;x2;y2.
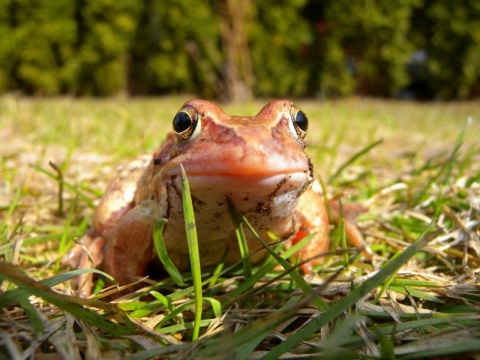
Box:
250;0;311;97
411;0;480;99
0;0;77;95
0;1;479;99
129;0;221;97
218;0;253;102
75;0;141;95
311;0;417;97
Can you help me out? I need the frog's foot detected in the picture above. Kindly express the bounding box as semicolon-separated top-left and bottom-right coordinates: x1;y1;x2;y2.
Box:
62;230;105;297
291;193;371;274
292;217;331;274
291;189;330;273
102;204;158;289
328;200;372;259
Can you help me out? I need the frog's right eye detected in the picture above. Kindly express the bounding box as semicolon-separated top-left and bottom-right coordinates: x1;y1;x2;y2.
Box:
173;110;201;143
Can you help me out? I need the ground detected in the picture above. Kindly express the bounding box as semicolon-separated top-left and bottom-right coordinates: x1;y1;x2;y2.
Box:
1;96;480;359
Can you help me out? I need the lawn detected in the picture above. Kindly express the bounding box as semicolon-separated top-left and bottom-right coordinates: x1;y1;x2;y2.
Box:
1;95;480;359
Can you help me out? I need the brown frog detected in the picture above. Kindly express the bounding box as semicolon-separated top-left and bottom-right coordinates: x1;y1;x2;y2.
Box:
65;100;367;296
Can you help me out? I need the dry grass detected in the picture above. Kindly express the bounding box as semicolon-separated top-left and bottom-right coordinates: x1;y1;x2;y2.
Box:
1;95;480;359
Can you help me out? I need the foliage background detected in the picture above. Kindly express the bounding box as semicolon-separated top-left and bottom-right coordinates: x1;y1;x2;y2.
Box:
0;0;479;100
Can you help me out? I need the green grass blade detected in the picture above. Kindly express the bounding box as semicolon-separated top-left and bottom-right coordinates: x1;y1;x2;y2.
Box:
200;294;305;358
152;297;221;332
0;268;113;308
0;263;134;335
20;298;45;337
226;233;315;300
412;121;467;206
337;216;349;266
374;265;398;303
387;285;443;303
149;290;175;311
327;314;480;348
123;344;190;360
0;187;22;245
233;208;329;312
207;260;225;288
377;329;396;360
56;197;80;268
157;319;215;335
154;300;192;330
153;218;186;286
31;164;95;208
441;116;469;186
180;164;202;341
228;200;252;277
319;313;365;358
397;337;480;359
228;332;271;360
328;139;383;184
260;222;436;360
203;297;222;318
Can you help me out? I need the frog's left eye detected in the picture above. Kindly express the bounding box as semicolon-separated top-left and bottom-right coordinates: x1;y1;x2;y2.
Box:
173;110;201;143
289;107;308;139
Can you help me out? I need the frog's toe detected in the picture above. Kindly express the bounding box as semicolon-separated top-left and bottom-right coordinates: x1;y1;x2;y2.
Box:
64;232;105;297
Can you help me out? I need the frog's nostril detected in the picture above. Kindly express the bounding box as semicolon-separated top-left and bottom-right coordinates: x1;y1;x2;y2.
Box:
217;126;236;143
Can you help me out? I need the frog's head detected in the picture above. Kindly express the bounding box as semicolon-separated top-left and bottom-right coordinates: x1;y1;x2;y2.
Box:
152;100;314;219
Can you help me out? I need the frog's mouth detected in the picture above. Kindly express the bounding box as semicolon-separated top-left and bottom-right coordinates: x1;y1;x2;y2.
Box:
158;138;313;190
158;153;314;212
183;172;310;193
160;153;313;191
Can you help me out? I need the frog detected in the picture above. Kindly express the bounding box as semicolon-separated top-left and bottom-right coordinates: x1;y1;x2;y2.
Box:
64;100;368;296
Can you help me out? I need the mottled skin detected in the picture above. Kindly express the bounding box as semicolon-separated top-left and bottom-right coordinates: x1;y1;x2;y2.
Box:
65;100;367;296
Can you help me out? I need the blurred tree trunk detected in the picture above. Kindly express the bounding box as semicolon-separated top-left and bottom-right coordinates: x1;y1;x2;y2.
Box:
218;0;253;103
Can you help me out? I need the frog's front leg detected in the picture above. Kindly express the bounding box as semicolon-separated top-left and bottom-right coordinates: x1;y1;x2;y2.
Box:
291;188;330;272
65;202;159;296
291;189;369;273
63;156;157;296
102;200;161;288
66;201;162;297
64;231;106;297
328;199;372;259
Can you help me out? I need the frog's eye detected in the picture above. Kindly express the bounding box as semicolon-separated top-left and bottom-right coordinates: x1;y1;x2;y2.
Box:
173;110;201;143
288;106;308;139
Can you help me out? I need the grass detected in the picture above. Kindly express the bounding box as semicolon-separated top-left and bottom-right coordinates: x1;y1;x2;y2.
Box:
1;95;480;359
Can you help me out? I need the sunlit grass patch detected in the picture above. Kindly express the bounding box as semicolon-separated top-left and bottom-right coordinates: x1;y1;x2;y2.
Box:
0;96;479;358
